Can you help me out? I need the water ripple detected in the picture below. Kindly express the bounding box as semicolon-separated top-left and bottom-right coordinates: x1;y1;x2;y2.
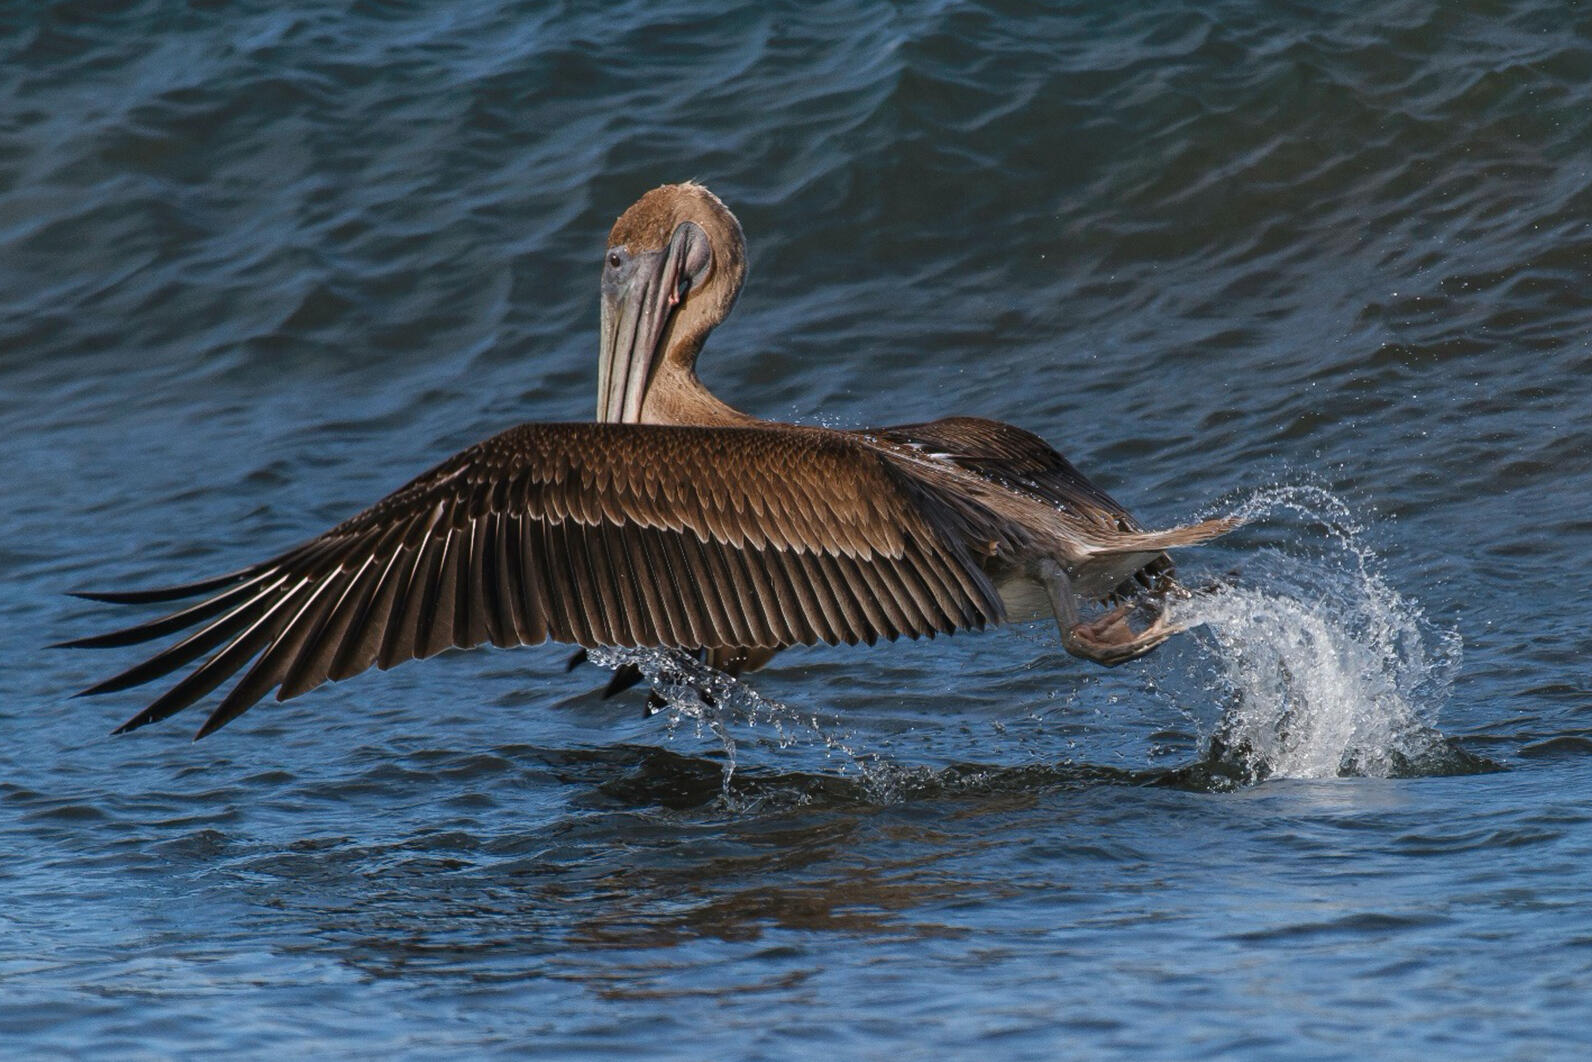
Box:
6;1;1592;1057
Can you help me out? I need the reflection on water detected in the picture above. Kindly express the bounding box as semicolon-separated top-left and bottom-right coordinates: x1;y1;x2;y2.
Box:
253;746;994;986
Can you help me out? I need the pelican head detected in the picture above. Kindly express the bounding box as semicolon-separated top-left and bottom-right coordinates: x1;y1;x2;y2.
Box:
598;183;748;423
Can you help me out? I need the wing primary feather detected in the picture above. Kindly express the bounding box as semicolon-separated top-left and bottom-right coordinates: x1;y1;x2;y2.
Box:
633;527;689;646
581;518;627;645
516;513;552;645
600;522;648;645
843;551;908;640
112;580;309;735
53;569;281;650
493;511;529;645
815;551;881;644
611;524;663;645
719;542;781;647
201;576;346;731
556;519;603;647
856;567;901;643
76;575;292;698
499;511;537;645
275;553;381;699
69;565;263;605
539;520;585;646
254;528;420;700
679;534;738;648
813;552;862;644
423;523;464;659
657;531;712;647
889;539;960;631
694;535;753;648
333;527;427;681
381;511;449;669
281;510;420;694
465;513;503;648
422;523;464;658
757;551;820;646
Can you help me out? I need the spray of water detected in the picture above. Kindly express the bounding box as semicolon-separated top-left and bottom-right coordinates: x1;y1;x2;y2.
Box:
585;647;866;793
1169;485;1464;781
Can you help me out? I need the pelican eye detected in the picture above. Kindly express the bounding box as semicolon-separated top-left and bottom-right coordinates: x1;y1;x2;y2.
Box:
606;250;623;269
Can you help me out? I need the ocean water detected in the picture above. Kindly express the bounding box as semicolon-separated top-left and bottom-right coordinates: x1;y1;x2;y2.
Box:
4;1;1592;1058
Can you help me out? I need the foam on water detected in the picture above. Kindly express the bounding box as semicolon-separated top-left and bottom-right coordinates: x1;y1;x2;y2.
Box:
1171;486;1464;781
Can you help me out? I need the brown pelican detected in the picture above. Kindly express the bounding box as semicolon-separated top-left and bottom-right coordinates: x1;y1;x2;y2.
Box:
60;183;1237;739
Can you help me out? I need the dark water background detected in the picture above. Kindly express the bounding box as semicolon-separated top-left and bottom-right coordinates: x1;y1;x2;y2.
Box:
5;1;1592;1057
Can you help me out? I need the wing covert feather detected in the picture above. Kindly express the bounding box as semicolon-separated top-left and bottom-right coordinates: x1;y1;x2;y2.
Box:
873;416;1136;527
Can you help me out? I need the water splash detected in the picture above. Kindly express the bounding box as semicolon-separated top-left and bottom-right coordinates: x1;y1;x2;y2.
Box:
586;647;866;795
1170;486;1465;781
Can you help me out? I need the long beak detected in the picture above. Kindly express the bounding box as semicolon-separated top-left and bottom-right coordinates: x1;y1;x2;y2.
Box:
597;221;711;423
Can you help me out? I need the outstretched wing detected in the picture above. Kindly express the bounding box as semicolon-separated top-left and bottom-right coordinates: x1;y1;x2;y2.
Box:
60;423;1004;738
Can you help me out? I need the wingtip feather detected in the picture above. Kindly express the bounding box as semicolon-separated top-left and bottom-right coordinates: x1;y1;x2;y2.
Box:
67;567;258;606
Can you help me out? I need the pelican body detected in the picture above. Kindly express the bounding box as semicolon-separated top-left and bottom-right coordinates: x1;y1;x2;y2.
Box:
62;183;1235;739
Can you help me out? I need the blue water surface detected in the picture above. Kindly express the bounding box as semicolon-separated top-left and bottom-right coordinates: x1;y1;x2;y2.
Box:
3;1;1591;1058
